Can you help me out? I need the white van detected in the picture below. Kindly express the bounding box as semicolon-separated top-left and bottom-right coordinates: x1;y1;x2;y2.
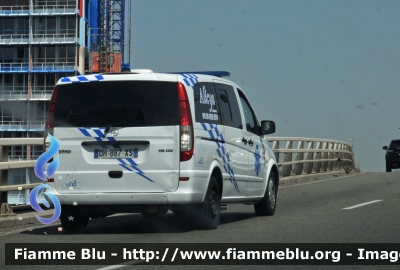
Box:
43;70;279;231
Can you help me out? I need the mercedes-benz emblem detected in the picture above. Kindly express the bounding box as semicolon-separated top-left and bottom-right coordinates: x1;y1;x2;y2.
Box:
111;129;119;137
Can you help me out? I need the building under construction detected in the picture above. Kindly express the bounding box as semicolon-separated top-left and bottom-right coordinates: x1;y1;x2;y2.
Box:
0;0;130;204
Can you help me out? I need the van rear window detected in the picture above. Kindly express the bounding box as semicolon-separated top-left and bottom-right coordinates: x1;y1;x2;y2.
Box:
53;81;179;127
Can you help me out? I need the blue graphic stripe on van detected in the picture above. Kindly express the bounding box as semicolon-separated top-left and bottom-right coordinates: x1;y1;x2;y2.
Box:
119;163;133;172
200;123;240;193
78;128;91;137
118;158;155;183
254;145;261;176
78;128;154;183
60;74;104;84
181;74;199;88
78;128;120;149
125;158;137;166
93;129;105;138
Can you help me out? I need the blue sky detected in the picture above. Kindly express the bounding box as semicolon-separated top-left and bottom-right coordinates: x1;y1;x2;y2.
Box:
130;0;400;172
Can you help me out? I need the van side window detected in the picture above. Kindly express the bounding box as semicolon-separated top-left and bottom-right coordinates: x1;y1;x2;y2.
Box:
193;82;221;124
238;90;259;135
214;83;242;129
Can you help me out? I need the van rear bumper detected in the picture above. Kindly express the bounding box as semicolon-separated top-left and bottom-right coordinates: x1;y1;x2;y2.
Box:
53;191;205;205
46;176;208;205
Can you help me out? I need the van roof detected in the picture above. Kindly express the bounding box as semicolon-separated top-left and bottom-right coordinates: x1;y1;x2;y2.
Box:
127;69;230;78
166;71;230;77
58;71;231;85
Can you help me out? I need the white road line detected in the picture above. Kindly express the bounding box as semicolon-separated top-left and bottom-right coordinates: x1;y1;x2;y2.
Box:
343;200;382;210
96;260;144;270
96;264;129;270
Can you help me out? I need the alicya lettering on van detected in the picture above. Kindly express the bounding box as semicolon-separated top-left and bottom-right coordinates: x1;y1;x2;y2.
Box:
199;86;217;113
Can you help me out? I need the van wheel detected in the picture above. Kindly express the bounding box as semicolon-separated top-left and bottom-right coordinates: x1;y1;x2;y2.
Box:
197;176;221;229
386;165;392;172
254;172;277;216
60;206;89;232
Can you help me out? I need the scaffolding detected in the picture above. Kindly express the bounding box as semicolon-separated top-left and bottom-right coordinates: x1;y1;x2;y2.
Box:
0;0;79;204
0;0;130;204
89;0;127;73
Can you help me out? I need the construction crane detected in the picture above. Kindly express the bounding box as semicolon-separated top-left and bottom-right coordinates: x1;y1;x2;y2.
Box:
88;0;131;73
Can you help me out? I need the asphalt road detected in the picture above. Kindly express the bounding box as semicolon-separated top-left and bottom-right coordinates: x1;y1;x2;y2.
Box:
1;172;400;269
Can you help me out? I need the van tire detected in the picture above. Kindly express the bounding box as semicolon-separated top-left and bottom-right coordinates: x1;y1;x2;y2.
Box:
60;206;89;232
197;176;221;229
254;171;277;216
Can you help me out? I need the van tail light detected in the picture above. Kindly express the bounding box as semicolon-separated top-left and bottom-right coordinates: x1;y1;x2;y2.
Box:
42;86;58;175
44;86;58;150
46;85;58;129
178;82;194;161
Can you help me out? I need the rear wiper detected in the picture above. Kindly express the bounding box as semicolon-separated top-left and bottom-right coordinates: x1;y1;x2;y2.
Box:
104;121;147;135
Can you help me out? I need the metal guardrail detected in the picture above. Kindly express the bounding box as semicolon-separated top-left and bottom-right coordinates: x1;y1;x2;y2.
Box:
0;33;77;44
0;138;43;213
0;5;77;15
0;6;29;15
30;6;78;15
0;90;53;100
0;137;357;213
0;121;46;131
0;62;76;72
267;137;355;177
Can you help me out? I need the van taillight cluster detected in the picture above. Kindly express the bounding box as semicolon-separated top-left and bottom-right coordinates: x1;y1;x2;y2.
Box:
44;86;58;152
45;86;58;133
178;82;194;161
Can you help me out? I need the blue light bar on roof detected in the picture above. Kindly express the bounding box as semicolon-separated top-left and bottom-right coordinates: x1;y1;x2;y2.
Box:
168;71;230;77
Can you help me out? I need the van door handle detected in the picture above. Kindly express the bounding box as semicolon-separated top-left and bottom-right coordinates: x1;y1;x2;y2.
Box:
248;139;254;146
242;137;248;144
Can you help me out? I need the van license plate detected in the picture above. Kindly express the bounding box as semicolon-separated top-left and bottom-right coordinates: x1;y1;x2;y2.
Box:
94;148;138;159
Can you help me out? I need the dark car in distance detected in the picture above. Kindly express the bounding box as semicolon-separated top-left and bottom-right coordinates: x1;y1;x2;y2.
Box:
383;140;400;172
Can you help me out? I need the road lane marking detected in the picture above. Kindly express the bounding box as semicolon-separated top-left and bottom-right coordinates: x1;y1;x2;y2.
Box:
96;265;128;270
96;260;145;270
343;200;382;210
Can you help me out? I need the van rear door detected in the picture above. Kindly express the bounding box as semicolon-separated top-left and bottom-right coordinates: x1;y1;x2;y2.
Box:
51;80;180;194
